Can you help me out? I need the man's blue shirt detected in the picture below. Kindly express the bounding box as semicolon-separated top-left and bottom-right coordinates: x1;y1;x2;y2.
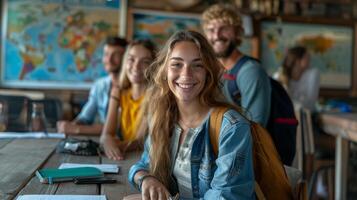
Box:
76;76;111;124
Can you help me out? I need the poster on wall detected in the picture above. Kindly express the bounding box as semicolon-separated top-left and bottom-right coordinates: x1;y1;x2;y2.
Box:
260;20;354;89
1;0;123;89
128;9;202;47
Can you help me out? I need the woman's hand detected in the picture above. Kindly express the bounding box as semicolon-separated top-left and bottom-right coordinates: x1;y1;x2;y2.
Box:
100;135;124;160
56;121;79;135
141;176;170;200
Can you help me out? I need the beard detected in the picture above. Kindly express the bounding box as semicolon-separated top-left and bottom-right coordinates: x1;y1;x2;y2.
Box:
106;65;121;74
215;40;237;58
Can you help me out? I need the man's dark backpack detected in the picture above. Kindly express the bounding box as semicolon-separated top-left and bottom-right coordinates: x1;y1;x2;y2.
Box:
223;56;298;165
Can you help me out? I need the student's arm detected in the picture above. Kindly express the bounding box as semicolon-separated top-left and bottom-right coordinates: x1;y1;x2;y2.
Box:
57;121;103;135
119;118;147;152
57;80;107;135
204;111;255;199
100;87;124;160
75;81;100;125
119;139;144;152
128;138;151;186
238;62;271;127
128;138;170;199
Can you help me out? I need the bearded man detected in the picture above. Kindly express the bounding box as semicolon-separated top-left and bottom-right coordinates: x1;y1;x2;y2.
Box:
202;4;271;126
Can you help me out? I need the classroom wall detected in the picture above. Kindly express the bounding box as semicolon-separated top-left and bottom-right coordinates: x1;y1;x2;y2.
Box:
1;0;356;120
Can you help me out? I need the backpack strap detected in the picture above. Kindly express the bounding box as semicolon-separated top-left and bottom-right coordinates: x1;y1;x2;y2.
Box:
255;182;266;200
222;56;256;104
209;107;267;200
209;107;229;156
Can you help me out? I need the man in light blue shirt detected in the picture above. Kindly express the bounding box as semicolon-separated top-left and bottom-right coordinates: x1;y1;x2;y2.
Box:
202;4;271;126
57;37;127;135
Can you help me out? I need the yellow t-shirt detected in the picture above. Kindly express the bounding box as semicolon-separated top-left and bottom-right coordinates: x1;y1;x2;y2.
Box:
119;89;144;141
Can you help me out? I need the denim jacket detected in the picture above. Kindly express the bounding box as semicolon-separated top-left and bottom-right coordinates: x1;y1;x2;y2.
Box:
76;76;111;124
128;109;255;199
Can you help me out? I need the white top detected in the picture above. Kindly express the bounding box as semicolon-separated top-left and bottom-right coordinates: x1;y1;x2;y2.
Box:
288;67;320;111
172;125;202;199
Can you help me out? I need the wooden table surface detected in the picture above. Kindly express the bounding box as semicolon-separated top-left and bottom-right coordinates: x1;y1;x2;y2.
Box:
319;113;357;142
0;137;141;200
319;112;357;200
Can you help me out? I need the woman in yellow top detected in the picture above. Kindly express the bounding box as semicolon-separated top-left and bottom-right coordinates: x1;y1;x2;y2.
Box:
100;39;156;160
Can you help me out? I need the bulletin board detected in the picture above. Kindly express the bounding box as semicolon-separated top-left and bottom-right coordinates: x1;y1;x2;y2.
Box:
1;0;124;90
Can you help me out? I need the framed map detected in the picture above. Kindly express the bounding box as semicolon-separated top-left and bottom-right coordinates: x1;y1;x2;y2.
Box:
1;0;123;89
260;20;354;89
128;9;258;57
127;9;201;47
240;36;259;58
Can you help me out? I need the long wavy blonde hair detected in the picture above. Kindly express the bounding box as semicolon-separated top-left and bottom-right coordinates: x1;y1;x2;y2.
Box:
144;30;236;187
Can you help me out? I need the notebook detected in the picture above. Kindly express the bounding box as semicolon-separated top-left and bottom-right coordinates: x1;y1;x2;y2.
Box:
17;195;107;200
36;167;104;184
59;163;119;173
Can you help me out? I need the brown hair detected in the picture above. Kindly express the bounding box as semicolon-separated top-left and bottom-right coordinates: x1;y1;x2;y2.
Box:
282;46;307;80
105;36;128;48
143;30;237;187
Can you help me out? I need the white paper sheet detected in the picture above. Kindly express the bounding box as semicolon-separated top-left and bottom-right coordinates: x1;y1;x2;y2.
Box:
17;195;107;200
0;132;65;139
59;163;119;173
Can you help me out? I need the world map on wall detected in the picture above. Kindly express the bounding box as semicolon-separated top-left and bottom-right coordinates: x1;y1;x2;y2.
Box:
132;10;201;47
261;21;353;88
3;0;120;89
131;10;255;57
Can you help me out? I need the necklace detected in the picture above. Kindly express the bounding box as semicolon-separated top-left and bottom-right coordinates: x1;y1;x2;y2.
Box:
178;119;195;130
178;111;209;130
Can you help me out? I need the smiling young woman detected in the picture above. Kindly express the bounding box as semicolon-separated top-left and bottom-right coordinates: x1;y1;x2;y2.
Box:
100;39;157;161
128;30;255;200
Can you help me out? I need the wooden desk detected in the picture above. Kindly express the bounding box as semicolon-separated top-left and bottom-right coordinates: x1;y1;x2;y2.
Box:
319;113;357;200
0;138;141;200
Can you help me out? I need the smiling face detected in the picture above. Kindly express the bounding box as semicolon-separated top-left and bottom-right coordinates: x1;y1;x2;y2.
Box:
167;41;207;104
203;19;238;58
125;44;153;85
102;44;125;73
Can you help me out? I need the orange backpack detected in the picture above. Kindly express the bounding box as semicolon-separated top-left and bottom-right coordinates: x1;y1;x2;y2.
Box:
209;107;294;200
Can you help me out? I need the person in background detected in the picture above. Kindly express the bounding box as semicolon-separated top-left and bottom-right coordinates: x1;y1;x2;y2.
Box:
201;4;271;127
128;31;254;199
57;36;127;135
100;39;156;161
274;46;320;111
275;46;325;197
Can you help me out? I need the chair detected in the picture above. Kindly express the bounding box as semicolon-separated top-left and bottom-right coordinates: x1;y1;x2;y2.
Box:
0;94;29;131
294;108;334;200
27;98;63;130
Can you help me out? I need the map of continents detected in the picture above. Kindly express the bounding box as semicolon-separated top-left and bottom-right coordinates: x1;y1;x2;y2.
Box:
4;0;119;88
132;11;201;47
261;22;353;88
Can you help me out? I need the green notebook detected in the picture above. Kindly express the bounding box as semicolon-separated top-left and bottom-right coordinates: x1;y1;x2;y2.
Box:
36;167;104;184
